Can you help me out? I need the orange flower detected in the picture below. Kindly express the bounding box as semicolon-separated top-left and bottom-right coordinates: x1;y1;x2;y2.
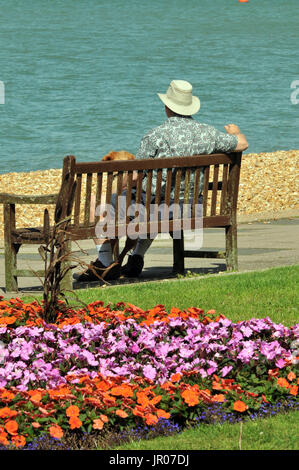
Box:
95;380;111;392
212;381;223;391
136;391;150;406
48;386;71;399
110;385;133;398
66;405;80;417
0;407;17;419
92;419;104;430
181;389;199;407
100;414;109;423
262;394;269;403
5;420;18;435
29;391;42;403
132;406;146;419
115;409;128;418
211;394;226;403
287;371;296;382
32;422;41;429
289;385;298;396
170;373;181;383
145;413;158;426
69;416;82;430
0;432;9;446
0;316;16;325
49;424;64;439
157;409;170;419
233;400;248;412
150;395;162;406
277;377;289;389
170;307;181;316
0;390;15;402
11;435;26;448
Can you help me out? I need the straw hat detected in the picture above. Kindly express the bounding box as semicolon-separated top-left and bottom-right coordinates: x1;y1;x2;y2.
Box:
158;80;200;116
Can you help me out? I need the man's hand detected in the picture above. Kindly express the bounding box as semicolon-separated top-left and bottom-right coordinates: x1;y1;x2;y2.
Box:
225;124;248;152
224;124;241;135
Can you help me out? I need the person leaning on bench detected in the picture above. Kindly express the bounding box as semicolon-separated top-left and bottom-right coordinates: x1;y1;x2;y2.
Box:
74;79;249;283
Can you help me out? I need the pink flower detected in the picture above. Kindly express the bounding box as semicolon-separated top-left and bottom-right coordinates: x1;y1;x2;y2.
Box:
221;365;233;377
131;344;140;354
275;358;286;369
143;364;157;381
240;325;253;337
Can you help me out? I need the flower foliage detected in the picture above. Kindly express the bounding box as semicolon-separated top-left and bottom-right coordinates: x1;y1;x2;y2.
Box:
0;296;298;448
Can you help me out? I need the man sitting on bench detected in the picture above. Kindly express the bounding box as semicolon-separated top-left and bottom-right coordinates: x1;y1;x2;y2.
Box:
75;79;248;283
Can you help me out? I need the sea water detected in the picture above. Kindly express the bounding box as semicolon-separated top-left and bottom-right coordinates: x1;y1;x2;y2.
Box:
0;0;298;173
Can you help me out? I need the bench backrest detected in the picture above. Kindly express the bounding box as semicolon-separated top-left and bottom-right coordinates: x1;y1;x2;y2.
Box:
62;152;242;239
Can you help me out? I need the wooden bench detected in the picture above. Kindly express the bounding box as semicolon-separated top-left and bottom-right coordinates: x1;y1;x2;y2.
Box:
0;152;242;292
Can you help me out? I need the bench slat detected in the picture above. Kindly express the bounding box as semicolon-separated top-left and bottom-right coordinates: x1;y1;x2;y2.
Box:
202;166;210;217
136;170;143;204
95;173;103;214
192;168;201;218
74;173;82;225
84;173;93;225
114;172;124;225
183;168;191;205
220;164;228;214
211;164;219;216
106;172;113;205
173;169;182;204
126;171;133;225
165;168;172;206
145;170;153;222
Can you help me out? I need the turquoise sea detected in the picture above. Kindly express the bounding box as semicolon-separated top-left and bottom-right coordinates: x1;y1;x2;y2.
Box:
0;0;298;174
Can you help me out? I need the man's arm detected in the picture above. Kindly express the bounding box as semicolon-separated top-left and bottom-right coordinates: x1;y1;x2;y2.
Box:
224;124;248;152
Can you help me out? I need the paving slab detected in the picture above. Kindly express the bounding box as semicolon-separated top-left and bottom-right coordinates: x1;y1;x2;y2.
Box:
0;216;298;296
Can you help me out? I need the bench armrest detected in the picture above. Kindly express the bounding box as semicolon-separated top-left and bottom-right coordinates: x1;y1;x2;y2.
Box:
0;193;58;205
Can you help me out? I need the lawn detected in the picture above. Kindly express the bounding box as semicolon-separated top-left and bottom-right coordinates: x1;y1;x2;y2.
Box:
66;265;299;326
115;410;299;451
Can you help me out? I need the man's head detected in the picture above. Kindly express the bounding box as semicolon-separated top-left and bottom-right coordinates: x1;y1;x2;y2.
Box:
158;80;200;116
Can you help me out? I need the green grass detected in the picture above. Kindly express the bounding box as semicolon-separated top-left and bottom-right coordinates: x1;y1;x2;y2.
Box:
57;265;299;326
114;411;299;451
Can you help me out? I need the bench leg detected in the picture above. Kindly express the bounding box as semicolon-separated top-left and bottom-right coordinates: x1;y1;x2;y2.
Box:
4;203;19;293
4;242;19;293
113;239;119;261
171;231;185;274
225;224;238;271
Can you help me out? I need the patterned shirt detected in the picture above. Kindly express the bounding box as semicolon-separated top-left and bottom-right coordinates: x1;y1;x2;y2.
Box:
136;116;238;199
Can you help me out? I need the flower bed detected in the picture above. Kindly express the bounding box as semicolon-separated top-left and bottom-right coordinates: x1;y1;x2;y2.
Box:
0;297;298;449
